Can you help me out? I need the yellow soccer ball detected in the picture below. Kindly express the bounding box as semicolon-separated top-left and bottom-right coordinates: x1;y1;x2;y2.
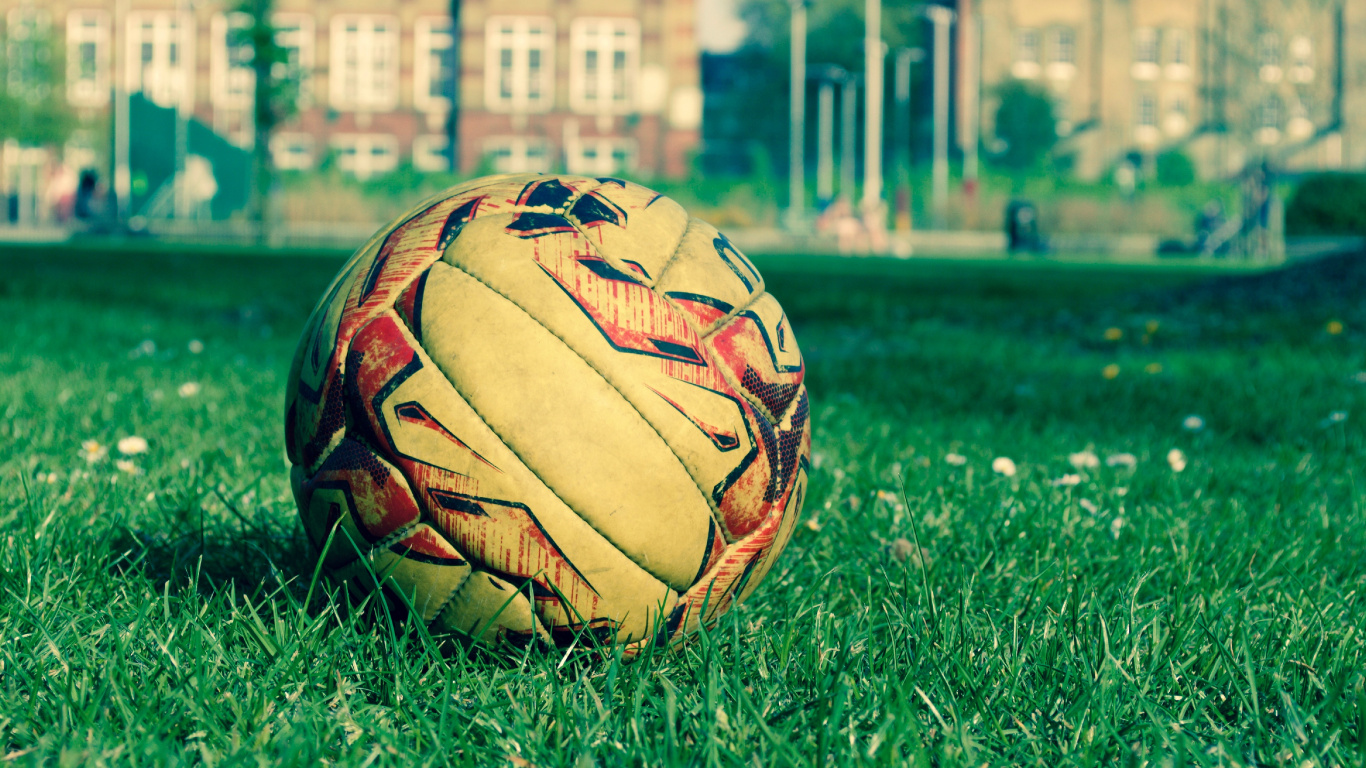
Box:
284;174;809;658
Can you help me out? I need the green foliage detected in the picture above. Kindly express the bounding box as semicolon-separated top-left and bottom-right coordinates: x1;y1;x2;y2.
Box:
1285;173;1366;236
1155;149;1197;187
989;80;1058;175
2;243;1366;764
0;26;76;146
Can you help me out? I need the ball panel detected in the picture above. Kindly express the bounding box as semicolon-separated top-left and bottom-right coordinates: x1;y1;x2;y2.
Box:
347;309;681;644
331;522;473;622
706;292;805;424
414;260;716;592
439;214;764;543
434;571;551;649
558;178;690;284
652;223;765;336
735;441;808;605
297;437;423;568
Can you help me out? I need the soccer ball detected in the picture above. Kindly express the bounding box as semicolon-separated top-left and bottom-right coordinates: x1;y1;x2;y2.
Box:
284;174;809;658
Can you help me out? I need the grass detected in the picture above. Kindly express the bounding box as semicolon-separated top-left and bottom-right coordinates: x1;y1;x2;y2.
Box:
1;242;1365;766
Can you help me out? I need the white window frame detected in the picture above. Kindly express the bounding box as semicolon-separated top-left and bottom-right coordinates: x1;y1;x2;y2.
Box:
329;15;399;112
66;11;109;107
412;134;452;172
1048;27;1074;65
483;136;551;173
331;133;399;179
210;12;252;109
566;137;635;176
270;131;314;170
414;16;455;113
484;16;554;113
569;17;640;115
1011;29;1040;79
126;12;195;109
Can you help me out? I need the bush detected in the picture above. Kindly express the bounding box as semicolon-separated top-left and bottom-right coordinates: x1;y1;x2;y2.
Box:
1286;173;1366;235
1155;150;1196;187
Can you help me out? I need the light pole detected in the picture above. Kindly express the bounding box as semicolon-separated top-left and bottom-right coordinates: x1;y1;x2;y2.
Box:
114;0;131;222
815;69;840;207
787;0;808;229
892;47;918;232
841;74;859;201
924;4;955;229
862;0;885;228
958;1;981;200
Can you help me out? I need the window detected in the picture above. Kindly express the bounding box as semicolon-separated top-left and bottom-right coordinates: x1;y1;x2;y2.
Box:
8;8;52;99
210;13;252;109
1137;93;1157;127
67;11;109;106
1287;101;1313;139
1168;28;1188;66
271;132;314;170
1132;28;1159;80
412;135;451;172
1289;35;1313;83
570;18;640;114
127;12;194;108
566;137;634;175
1011;28;1039;78
485;16;554;113
272;14;313;104
1164;95;1189;136
1259;33;1282;82
414;17;455;113
1048;27;1075;65
1257;94;1282;144
331;134;398;179
330;15;399;112
484;137;550;173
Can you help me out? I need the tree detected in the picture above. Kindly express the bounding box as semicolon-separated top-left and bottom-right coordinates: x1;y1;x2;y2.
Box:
0;19;75;147
237;0;301;243
989;80;1057;181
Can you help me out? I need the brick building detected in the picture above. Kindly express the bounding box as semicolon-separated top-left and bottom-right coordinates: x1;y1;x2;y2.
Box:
974;0;1366;180
0;0;701;192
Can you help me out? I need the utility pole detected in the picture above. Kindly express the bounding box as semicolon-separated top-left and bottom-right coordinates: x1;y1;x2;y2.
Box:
862;0;885;231
114;0;131;223
815;70;838;207
925;4;954;229
787;0;808;229
840;74;858;200
959;0;980;200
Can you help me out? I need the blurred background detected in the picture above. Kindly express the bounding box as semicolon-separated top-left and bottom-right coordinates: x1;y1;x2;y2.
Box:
1;0;1364;259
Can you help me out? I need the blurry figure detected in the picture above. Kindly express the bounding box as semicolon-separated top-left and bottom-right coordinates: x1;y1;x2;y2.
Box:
45;162;80;223
816;195;868;255
1005;199;1041;255
73;169;106;230
1114;160;1137;199
1235;161;1279;260
1194;199;1227;256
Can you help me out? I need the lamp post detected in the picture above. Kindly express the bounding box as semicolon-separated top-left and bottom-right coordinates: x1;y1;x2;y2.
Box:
840;73;859;201
861;0;885;229
815;72;837;207
923;4;955;229
787;0;808;229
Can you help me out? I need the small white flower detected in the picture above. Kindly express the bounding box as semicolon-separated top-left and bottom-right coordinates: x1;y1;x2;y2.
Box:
1114;487;1129;497
1051;474;1082;487
129;339;157;359
1110;517;1125;538
145;491;157;502
115;459;142;475
991;457;1017;477
1327;411;1348;424
80;440;108;464
1167;448;1188;472
178;382;201;398
1353;371;1366;384
1068;450;1100;470
945;453;968;466
1106;453;1138;469
180;458;192;469
1182;415;1205;432
1079;498;1099;514
187;339;205;354
117;436;149;455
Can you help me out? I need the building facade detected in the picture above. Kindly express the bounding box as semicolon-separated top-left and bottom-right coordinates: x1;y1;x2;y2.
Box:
974;0;1366;180
0;0;700;194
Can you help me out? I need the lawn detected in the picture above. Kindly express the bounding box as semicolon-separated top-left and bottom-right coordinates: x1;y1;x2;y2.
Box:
1;242;1364;766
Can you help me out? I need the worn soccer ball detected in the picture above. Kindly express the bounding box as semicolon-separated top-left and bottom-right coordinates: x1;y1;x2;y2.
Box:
284;173;809;658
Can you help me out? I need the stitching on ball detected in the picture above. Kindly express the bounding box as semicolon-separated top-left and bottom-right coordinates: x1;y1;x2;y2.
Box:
439;261;736;551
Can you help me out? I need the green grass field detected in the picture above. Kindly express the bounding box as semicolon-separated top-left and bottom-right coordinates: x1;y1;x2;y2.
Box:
2;243;1364;766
